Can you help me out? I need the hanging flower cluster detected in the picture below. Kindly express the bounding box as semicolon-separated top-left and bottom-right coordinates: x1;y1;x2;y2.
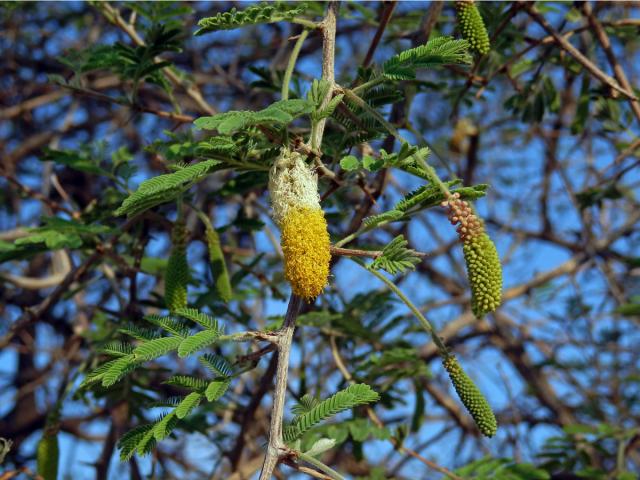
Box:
442;192;502;317
455;0;491;55
269;149;331;301
442;354;498;437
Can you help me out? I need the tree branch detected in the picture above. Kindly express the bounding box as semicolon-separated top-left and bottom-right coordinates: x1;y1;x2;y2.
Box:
522;3;638;100
258;294;303;480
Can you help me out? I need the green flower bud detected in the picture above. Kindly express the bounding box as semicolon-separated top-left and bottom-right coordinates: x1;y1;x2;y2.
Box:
463;232;502;317
443;355;497;437
456;1;490;55
165;220;189;312
37;433;59;480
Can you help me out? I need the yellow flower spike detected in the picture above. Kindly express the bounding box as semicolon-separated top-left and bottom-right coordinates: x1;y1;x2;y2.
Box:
269;149;330;301
281;206;331;300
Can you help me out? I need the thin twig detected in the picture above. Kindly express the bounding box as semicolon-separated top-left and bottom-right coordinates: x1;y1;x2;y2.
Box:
581;2;640;125
362;2;396;68
295;451;345;480
330;246;382;258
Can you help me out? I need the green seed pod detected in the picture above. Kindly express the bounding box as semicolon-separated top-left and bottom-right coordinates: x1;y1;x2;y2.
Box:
442;355;497;437
205;224;232;303
462;232;502;318
37;433;59;480
456;0;490;55
165;220;189;312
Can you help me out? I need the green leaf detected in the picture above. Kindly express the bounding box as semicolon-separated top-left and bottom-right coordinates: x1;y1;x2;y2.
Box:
194;99;312;134
135;428;156;457
304;438;336;457
205;378;231;402
175;392;203;419
1;218;112;263
174;307;220;330
144;315;189;337
60;25;182;94
196;136;238;155
614;303;640;316
200;354;233;377
101;355;139;387
99;342;134;357
314;93;344;121
195;2;309;34
118;424;154;461
363;210;405;228
115;160;219;217
370;235;421;275
339;155;360;171
153;412;177;441
164;375;209;391
43;147;110;176
395;182;488;212
177;329;221;358
292;393;320;417
307;78;344;121
382;36;472;80
362;155;384;172
283;384;380;442
133;336;182;361
14;230;82;250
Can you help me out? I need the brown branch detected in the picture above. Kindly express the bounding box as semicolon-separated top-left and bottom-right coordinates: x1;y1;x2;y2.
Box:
258;295;304;480
581;2;640;125
0;252;101;350
522;3;638;100
2;173;77;217
362;1;396;68
413;1;443;45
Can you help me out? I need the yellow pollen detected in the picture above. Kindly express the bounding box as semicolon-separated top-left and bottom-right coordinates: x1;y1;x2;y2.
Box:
281;206;331;301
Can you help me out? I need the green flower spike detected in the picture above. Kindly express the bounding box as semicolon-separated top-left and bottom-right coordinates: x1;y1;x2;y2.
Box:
165;219;189;312
456;0;491;55
443;355;498;437
442;192;502;318
37;429;59;480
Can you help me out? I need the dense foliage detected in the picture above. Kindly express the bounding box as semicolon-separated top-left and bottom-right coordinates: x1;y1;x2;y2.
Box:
1;2;639;479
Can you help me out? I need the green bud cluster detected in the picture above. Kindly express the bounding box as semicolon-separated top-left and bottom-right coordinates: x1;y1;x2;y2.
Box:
37;433;59;480
165;220;189;312
443;355;497;437
463;232;502;318
456;1;490;55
